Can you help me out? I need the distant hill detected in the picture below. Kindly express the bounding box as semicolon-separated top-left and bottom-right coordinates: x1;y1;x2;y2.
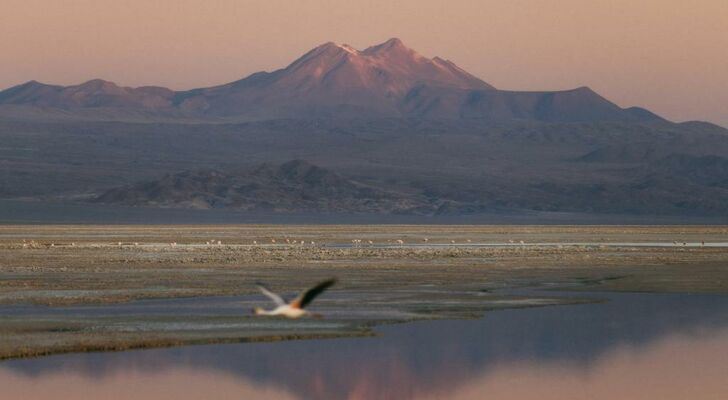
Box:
0;79;175;109
89;150;728;216
93;160;434;214
0;38;664;123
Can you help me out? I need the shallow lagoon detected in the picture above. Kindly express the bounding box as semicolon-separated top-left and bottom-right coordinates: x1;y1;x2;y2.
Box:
2;290;728;399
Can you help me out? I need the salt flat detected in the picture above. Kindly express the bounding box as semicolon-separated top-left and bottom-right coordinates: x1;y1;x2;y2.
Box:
1;225;727;359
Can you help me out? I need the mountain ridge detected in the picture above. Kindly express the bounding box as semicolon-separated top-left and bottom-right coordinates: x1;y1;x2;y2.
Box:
0;38;667;123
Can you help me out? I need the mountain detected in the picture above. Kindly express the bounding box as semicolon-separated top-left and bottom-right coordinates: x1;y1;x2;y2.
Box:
0;38;663;122
172;38;495;119
0;79;175;110
93;160;432;214
2;38;727;220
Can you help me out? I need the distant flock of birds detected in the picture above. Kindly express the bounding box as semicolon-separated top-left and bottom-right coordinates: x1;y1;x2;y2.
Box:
13;237;714;318
18;237;711;249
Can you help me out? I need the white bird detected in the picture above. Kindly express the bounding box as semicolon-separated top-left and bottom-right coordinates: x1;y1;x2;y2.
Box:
253;279;337;318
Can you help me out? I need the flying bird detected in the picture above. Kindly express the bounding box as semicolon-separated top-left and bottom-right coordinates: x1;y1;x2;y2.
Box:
253;279;337;318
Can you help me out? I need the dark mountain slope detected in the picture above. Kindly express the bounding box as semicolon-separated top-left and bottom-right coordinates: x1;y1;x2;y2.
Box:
93;160;433;214
401;86;663;122
90;152;728;216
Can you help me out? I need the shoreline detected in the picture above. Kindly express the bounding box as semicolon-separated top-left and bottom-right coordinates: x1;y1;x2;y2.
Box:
1;224;727;360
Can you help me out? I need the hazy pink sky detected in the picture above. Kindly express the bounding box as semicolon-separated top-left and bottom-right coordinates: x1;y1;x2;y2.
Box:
1;0;727;126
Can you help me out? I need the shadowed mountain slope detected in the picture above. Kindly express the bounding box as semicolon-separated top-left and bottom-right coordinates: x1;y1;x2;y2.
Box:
1;116;728;216
93;160;433;214
90;153;728;216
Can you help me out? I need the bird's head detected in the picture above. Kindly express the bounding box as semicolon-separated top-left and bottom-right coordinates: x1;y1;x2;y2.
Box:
252;307;265;315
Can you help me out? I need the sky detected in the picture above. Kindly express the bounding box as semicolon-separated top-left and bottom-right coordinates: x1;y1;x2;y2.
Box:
1;0;727;126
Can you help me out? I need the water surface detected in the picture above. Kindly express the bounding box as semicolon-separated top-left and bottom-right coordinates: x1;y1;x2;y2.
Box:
2;291;728;399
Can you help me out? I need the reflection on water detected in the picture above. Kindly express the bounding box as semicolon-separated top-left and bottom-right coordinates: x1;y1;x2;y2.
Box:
3;292;728;399
0;369;297;400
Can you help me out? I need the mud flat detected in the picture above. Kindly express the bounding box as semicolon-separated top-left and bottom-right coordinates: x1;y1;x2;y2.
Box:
1;225;727;360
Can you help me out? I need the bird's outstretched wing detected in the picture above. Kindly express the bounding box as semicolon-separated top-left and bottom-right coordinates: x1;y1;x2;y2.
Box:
256;282;286;306
291;278;337;309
